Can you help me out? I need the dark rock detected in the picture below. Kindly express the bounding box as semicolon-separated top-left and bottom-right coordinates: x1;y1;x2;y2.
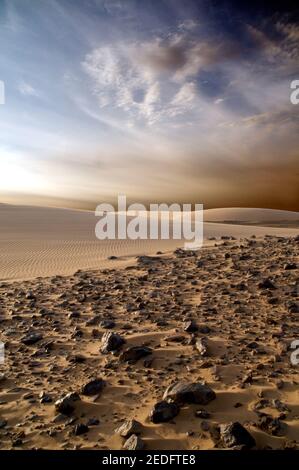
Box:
184;320;198;333
100;320;116;329
69;354;86;364
101;332;125;353
21;332;43;345
119;346;152;363
284;263;297;270
149;401;179;423
87;418;100;426
258;279;276;290
81;378;105;396
73;423;89;435
198;325;211;334
163;381;216;405
54;392;80;415
0;419;7;428
195;409;210;419
220;422;256;449
287;302;298;313
258;415;287;436
39;392;52;404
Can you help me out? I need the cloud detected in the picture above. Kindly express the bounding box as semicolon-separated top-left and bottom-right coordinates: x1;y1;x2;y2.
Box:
18;80;40;97
81;29;246;126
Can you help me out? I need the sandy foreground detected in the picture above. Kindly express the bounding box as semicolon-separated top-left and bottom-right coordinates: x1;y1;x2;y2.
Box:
0;221;298;449
0;204;299;281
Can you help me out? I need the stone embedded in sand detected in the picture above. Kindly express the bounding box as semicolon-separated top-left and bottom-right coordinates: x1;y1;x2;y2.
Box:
287;302;298;313
54;392;80;415
73;423;89;436
166;334;186;343
81;378;105;396
195;337;209;357
39;391;52;404
0;419;7;429
26;291;36;300
284;263;297;270
0;373;6;382
137;255;161;265
219;422;256;449
198;324;211;334
258;278;276;289
100;319;116;329
195;409;211;419
184;320;198;333
21;332;43;345
123;434;145;450
115;419;142;437
119;346;152;363
149;401;179;423
68;354;86;364
163;381;216;405
100;331;125;353
258;415;287;436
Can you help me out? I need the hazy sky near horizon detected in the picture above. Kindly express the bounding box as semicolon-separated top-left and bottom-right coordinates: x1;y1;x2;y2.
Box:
0;0;298;210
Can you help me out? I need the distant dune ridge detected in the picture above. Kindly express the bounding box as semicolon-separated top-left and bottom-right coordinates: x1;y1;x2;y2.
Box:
204;208;299;226
0;204;298;281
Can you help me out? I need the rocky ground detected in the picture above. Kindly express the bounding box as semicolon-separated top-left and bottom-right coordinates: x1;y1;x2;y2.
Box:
0;235;298;450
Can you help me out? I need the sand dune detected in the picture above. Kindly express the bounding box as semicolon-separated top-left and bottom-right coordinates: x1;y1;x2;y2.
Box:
0;204;298;281
204;208;299;225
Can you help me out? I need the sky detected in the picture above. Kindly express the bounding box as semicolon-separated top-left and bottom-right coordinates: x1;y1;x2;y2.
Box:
0;0;298;211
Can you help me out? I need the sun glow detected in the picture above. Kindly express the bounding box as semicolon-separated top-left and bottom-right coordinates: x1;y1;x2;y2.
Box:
0;150;46;194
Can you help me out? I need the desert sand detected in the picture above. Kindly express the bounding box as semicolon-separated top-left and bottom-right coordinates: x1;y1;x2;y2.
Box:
0;204;298;281
0;204;298;450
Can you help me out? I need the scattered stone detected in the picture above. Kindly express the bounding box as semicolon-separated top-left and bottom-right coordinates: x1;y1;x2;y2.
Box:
258;279;276;290
163;381;216;405
87;418;100;426
184;320;198;333
115;419;142;437
195;409;210;419
100;320;116;329
150;401;179;423
73;423;89;436
54;392;80;415
119;346;152;363
101;332;125;353
284;263;297;270
258;415;287;436
39;392;52;404
123;434;145;450
195;337;209;357
21;332;43;345
219;422;256;449
81;378;105;396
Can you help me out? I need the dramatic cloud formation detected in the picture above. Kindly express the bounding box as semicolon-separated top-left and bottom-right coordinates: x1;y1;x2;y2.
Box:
0;0;298;210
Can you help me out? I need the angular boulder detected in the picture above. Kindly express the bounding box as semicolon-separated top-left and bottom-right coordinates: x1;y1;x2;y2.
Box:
54;392;81;416
101;332;125;353
220;421;256;449
149;401;179;423
123;434;145;450
119;346;152;363
81;378;105;396
163;381;216;405
115;419;142;438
